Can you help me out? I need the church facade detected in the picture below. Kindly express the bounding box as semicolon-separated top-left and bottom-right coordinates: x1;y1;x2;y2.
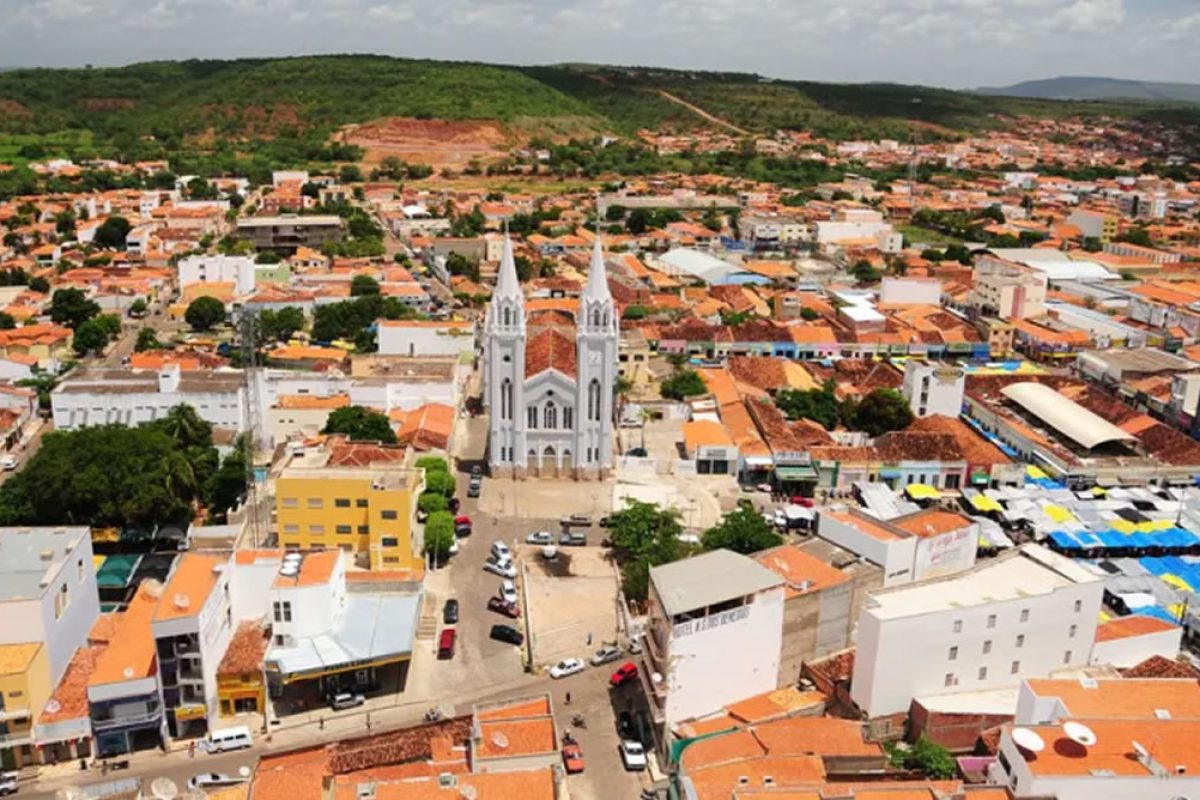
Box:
484;234;617;479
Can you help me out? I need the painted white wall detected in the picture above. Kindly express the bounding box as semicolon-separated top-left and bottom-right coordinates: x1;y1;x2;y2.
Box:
912;525;978;582
902;362;966;418
661;587;784;727
178;254;255;296
230;557;281;622
377;323;475;358
1090;626;1183;669
52;386;244;431
851;578;1102;717
817;513;916;586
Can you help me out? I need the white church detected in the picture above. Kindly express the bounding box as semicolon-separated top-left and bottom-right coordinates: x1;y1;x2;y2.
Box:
484;234;617;480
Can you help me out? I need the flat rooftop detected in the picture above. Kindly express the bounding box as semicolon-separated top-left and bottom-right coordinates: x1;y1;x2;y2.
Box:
55;367;243;394
0;526;90;602
237;215;343;228
864;544;1097;620
651;549;784;618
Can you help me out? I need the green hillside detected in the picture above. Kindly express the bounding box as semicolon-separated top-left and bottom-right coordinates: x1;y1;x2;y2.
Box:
1;55;1197;174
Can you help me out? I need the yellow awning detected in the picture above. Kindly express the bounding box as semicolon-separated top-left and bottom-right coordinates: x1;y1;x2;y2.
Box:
93;555;107;570
1161;574;1194;592
906;484;942;500
1026;465;1048;480
1111;519;1136;534
1091;486;1107;496
1044;504;1075;524
971;495;1003;513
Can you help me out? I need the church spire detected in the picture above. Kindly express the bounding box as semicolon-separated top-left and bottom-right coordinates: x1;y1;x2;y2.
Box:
583;212;611;303
494;226;521;300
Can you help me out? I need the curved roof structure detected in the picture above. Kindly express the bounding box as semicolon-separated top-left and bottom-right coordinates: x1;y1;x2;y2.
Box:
1001;382;1136;450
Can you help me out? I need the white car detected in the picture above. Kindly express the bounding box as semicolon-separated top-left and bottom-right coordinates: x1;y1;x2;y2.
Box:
590;645;621;666
619;740;647;771
491;541;512;561
0;455;17;471
187;773;243;790
548;658;586;679
483;559;517;579
526;531;553;545
499;579;518;605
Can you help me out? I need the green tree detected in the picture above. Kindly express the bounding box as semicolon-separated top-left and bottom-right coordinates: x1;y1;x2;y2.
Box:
626;208;650;235
424;511;456;562
134;327;160;352
799;307;819;321
186;177;218;200
418;491;449;514
1115;226;1153;247
1082;236;1102;253
204;443;248;522
415;455;449;473
93;216;132;249
606;500;686;602
851;259;880;285
28;276;50;294
0;312;15;330
152;404;215;451
425;469;455;497
350;275;381;296
128;298;148;316
981;205;1006;224
853;388;914;437
775;381;841;430
258;307;305;342
702;507;782;555
622;305;649;321
184;296;226;331
49;288;101;329
339;164;364;184
887;736;955;779
72;319;108;355
55;209;77;237
322;405;397;444
660;369;707;400
93;314;120;340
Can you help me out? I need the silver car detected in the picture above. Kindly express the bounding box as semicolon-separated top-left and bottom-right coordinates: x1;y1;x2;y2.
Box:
590;645;621;666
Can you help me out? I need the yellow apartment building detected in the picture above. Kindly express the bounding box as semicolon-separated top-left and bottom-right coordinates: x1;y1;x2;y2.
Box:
0;643;51;769
274;439;425;571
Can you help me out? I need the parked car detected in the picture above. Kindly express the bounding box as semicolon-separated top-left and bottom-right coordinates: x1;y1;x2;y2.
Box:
560;514;592;527
549;658;586;679
610;662;639;687
330;692;365;711
437;628;456;660
0;455;17;471
540;545;558;560
483;559;517;579
626;447;648;458
471;465;483;477
455;515;473;536
491;541;512;561
490;624;524;645
526;530;554;545
499;579;518;605
559;531;587;547
617;710;635;740
627;636;643;655
589;646;621;666
0;773;17;796
467;482;481;499
619;740;647;771
487;597;520;618
455;515;472;528
188;773;244;790
443;599;459;625
561;742;585;774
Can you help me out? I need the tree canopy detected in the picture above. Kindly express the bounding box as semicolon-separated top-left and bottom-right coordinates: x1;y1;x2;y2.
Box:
605;500;688;602
424;510;456;561
49;287;101;329
854;388;914;437
185;296;226;331
256;307;305;342
775;381;841;430
701;507;782;555
322;405;397;444
660;368;707;400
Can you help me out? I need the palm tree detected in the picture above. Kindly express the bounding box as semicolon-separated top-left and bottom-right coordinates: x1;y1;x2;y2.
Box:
158;404;212;449
639;406;653;451
162;450;199;499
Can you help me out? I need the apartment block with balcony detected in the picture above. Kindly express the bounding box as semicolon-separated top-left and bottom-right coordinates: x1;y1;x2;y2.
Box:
151;554;234;740
235;215;343;256
967;256;1048;321
0;527;100;767
275;438;425;571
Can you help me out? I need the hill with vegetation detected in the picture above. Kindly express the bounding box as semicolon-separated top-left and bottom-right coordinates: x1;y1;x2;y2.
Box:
1;55;1197;178
978;75;1200;105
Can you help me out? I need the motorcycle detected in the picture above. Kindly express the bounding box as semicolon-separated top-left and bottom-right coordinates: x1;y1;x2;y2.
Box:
570;713;586;729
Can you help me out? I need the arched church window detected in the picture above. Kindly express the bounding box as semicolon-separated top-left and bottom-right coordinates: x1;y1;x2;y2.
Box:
501;379;512;420
544;402;557;429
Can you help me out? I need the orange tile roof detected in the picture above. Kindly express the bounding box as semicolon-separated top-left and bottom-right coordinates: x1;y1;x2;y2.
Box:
524;328;576;378
824;510;900;542
1017;719;1200;777
1024;678;1200;720
40;645;104;724
234;549;284;566
474;718;557;759
218;621;269;676
89;582;160;687
477;696;551;721
336;771;553;800
753;545;851;599
277;394;351;410
154;553;225;622
683;419;735;450
892;510;972;539
392;403;454;451
1095;614;1180;643
273;550;340;589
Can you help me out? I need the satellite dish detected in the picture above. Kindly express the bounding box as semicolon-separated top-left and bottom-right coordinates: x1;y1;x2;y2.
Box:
238;766;251;778
459;786;478;800
1133;740;1150;759
44;699;61;714
490;731;509;749
123;667;135;679
1012;727;1046;752
173;594;191;610
151;778;179;800
144;579;165;598
1064;721;1098;747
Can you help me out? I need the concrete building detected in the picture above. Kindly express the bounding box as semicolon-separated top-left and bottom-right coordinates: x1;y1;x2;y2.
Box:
642;550;785;732
817;508;978;587
737;214;809;250
902;360;966;418
0;527;100;767
274;438;424;571
236;215;343;256
177;254;256;297
850;544;1102;719
1066;209;1119;244
52;365;245;433
376;320;476;359
151;554;234;740
879;277;942;306
968;256;1048;321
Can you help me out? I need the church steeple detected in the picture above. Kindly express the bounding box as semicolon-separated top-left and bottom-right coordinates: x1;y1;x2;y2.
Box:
494;229;521;301
582;231;612;304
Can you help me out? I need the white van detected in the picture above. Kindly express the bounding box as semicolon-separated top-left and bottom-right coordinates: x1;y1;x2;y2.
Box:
207;725;252;753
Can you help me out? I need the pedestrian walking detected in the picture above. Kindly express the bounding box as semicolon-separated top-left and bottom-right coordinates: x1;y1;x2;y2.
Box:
565;692;572;706
319;717;325;730
188;741;195;759
587;632;593;646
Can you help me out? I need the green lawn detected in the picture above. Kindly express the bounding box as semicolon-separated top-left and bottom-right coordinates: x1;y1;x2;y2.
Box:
896;224;966;247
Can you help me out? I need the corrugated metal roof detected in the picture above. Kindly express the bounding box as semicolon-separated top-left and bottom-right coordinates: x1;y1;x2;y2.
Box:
1001;381;1137;450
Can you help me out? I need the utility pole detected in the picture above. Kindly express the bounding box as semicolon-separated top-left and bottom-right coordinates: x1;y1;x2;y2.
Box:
240;313;266;548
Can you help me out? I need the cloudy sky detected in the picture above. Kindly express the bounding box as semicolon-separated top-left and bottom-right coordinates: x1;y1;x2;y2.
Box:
2;0;1198;88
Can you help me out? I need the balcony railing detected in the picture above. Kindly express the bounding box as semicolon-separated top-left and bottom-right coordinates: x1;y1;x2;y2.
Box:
91;708;163;731
0;730;32;748
0;707;30;723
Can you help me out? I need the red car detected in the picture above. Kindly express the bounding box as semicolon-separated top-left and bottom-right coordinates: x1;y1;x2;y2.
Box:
487;597;521;618
561;742;585;774
790;496;814;508
610;662;639;687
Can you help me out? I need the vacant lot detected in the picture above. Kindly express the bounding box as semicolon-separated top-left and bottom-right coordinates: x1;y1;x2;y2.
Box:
523;545;619;668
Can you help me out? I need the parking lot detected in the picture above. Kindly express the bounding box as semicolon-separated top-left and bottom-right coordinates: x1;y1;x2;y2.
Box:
523;544;621;668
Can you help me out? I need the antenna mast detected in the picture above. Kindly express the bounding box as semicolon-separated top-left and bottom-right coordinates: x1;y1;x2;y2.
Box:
240;312;266;548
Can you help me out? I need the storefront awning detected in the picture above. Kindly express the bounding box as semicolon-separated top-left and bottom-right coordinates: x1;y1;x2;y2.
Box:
971;495;1003;513
906;484;942;500
775;466;818;481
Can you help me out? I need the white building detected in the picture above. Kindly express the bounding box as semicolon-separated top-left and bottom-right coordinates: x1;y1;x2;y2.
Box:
52;365;245;432
151;553;234;739
486;235;616;479
817;508;978;587
177;254;256;297
879;277;942;306
377;320;476;358
968;256;1049;320
902;360;966;418
642;550;785;731
851;544;1102;718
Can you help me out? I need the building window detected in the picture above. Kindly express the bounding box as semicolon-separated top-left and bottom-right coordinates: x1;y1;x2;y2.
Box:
282;498;298;508
358;525;369;534
1020;609;1030;623
527;406;538;429
334;498;351;508
308;524;324;534
283;524;299;534
1016;634;1025;648
563;407;573;429
986;614;997;629
381;537;399;547
54;583;69;620
1011;660;1020;674
588;379;601;421
544;402;557;429
944;474;960;489
1063;650;1072;664
944;673;955;688
381;510;398;520
336;525;352;534
953;619;963;633
77;558;85;582
978;667;988;680
307;498;323;509
272;602;292;623
983;640;992;655
1073;600;1082;613
1069;624;1077;638
948;646;958;661
356;498;368;508
500;379;513;421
